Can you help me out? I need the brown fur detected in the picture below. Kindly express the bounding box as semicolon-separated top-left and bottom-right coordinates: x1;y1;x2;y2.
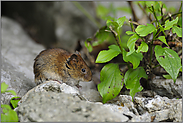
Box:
33;48;92;86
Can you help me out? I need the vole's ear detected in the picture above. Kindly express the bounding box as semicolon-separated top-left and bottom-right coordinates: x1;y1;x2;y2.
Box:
66;54;78;65
75;51;81;55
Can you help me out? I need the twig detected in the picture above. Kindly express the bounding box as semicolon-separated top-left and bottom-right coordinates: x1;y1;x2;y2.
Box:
128;20;140;26
151;6;166;37
128;1;139;22
137;3;152;22
109;26;124;53
129;18;135;32
164;12;182;22
178;3;182;13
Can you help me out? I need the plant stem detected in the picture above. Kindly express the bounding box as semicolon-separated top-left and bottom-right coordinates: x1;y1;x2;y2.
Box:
72;2;101;28
151;6;166;37
129;18;135;32
164;12;182;22
127;62;131;69
151;6;160;24
153;27;161;40
129;20;140;26
149;42;153;67
178;2;182;13
109;26;124;53
152;64;160;69
137;3;152;22
128;1;139;22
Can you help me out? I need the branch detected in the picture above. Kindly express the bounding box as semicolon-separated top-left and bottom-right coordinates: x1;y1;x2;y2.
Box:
128;1;139;22
109;26;124;53
137;3;152;22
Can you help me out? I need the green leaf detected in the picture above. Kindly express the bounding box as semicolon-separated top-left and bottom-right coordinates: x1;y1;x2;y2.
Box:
177;17;182;28
6;90;17;96
124;67;148;100
155;45;182;82
157;36;169;47
96;45;121;63
1;82;9;93
116;16;126;30
1;104;19;122
98;63;123;103
135;23;156;37
164;17;178;30
106;20;119;31
1;104;12;112
136;41;148;53
157;16;162;20
121;35;130;49
95;26;111;43
123;50;143;69
172;25;182;37
108;44;121;52
179;66;182;72
127;34;140;56
145;1;155;7
163;74;172;79
85;39;93;52
126;31;136;35
10;97;21;109
92;26;111;47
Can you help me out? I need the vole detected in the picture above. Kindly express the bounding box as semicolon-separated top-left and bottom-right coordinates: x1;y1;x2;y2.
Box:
33;48;92;87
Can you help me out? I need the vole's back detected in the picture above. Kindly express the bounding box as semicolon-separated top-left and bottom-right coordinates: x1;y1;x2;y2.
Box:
33;48;92;86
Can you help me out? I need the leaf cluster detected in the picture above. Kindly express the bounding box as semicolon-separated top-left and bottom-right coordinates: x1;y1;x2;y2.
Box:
85;1;182;103
1;82;20;122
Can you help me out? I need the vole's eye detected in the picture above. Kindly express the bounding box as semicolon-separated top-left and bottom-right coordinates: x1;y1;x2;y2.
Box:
81;68;86;73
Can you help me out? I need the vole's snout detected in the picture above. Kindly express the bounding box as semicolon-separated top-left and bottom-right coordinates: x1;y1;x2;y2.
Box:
84;73;92;82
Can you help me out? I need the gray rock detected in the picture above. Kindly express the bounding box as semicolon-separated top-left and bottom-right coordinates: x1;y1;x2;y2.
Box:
80;88;102;102
130;112;151;122
15;80;182;122
133;95;182;122
168;98;182;122
19;80;101;103
118;95;139;115
2;2;56;48
79;81;102;102
149;77;182;99
152;109;170;121
1;16;44;105
1;56;35;105
2;16;45;81
53;2;99;52
103;103;134;122
134;95;171;113
17;92;129;122
2;2;99;52
18;81;81;104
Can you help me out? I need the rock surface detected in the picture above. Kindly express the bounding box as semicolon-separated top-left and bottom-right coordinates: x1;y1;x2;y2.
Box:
149;77;182;99
16;80;182;122
1;16;43;105
17;91;129;122
2;2;99;52
2;16;45;81
1;56;35;105
133;95;182;122
18;80;101;103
